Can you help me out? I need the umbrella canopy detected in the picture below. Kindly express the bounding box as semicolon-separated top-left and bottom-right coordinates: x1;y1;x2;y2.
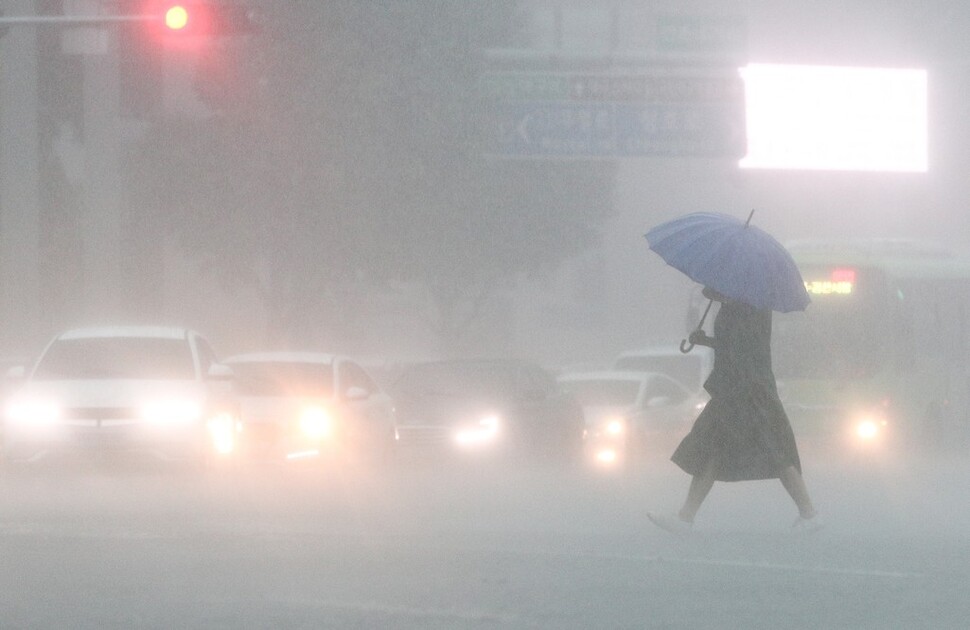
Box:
645;212;810;313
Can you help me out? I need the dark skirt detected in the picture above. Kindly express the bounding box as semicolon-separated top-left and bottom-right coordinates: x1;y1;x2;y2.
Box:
671;386;801;482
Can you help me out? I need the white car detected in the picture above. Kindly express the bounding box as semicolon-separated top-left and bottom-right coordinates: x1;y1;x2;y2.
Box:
613;345;713;394
223;352;398;465
557;370;706;464
2;326;235;465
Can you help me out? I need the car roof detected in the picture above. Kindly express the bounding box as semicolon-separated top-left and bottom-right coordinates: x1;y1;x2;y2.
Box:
616;345;711;358
222;352;340;366
557;370;672;383
407;358;541;369
56;326;191;341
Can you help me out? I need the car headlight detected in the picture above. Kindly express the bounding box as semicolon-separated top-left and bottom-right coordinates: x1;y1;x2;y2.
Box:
595;447;620;464
454;414;500;446
4;398;62;425
207;412;239;455
586;417;625;440
855;418;883;440
299;406;332;439
140;400;203;424
852;414;888;442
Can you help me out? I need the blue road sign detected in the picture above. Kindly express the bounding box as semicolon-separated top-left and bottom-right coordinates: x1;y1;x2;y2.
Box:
488;100;745;158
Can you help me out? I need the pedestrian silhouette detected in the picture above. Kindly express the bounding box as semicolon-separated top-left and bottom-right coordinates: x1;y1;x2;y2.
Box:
648;287;819;534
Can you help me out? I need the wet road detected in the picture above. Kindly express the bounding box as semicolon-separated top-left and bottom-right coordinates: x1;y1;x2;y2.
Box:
0;453;968;629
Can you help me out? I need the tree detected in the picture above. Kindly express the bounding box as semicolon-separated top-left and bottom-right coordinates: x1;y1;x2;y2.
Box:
129;1;616;353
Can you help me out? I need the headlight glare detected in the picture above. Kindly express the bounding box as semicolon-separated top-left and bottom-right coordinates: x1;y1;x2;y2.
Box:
5;399;62;424
207;412;237;455
595;448;619;464
299;406;331;439
455;414;500;446
855;418;880;440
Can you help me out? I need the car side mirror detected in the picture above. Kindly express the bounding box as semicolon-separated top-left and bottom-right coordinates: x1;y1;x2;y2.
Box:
207;363;234;381
344;386;370;401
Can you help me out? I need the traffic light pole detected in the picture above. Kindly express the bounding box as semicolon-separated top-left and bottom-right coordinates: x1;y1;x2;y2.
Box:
0;10;157;345
0;14;157;40
0;15;155;25
1;3;256;33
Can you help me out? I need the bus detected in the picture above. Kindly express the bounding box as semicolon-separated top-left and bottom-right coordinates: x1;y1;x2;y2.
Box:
772;238;970;455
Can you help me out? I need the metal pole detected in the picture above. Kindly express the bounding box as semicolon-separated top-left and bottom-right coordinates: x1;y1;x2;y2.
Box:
0;15;157;26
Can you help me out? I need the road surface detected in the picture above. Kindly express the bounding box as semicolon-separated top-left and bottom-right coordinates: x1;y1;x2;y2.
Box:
0;453;967;629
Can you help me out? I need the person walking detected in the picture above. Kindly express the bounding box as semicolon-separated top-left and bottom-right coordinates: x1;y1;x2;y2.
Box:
647;287;819;534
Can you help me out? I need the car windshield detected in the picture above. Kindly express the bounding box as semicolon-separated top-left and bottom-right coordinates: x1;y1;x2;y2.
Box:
396;362;519;398
231;362;334;397
32;337;196;380
559;379;641;407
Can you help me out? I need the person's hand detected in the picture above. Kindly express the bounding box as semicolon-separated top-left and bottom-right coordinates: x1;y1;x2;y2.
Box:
688;329;709;346
702;286;726;302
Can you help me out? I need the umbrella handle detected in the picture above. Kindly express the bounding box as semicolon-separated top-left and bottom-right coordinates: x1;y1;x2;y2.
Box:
680;298;714;354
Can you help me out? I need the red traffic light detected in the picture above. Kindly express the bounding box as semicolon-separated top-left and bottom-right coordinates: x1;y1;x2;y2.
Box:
145;2;255;43
164;5;190;31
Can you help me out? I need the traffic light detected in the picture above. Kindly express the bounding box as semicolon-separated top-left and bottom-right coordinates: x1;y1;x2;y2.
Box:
145;2;256;45
164;5;191;31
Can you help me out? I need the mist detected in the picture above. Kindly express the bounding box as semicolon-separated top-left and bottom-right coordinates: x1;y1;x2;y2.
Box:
2;1;970;365
2;0;970;628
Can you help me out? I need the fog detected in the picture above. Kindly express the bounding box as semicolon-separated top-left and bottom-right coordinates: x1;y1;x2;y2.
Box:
2;455;970;628
3;1;970;365
2;0;970;627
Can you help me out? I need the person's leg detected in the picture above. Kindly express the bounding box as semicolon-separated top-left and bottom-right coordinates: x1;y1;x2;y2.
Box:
679;461;716;523
779;465;817;519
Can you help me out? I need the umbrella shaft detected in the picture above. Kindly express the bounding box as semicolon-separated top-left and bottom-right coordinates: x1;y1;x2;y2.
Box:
696;298;714;329
681;298;714;354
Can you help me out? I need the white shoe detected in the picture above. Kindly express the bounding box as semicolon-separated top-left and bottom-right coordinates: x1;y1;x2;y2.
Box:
791;515;823;534
647;511;693;536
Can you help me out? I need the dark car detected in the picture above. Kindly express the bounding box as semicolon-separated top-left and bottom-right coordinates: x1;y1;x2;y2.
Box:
390;358;585;462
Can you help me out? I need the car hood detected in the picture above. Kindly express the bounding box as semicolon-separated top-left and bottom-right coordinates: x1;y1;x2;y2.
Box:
9;379;207;408
235;396;333;424
394;392;512;427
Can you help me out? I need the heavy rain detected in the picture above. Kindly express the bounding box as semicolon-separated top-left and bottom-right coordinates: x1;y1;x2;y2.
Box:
1;1;970;628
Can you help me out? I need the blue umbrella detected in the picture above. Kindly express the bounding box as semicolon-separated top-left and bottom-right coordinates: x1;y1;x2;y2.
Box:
645;211;810;314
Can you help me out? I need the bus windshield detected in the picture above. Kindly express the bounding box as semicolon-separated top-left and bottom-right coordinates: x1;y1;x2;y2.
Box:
773;266;893;380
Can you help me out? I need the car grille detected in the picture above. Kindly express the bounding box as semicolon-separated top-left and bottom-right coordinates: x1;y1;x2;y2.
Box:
396;425;451;447
64;407;140;420
242;422;282;443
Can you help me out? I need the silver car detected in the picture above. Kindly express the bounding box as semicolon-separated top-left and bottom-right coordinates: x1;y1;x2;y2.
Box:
557;370;707;465
223;352;398;466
